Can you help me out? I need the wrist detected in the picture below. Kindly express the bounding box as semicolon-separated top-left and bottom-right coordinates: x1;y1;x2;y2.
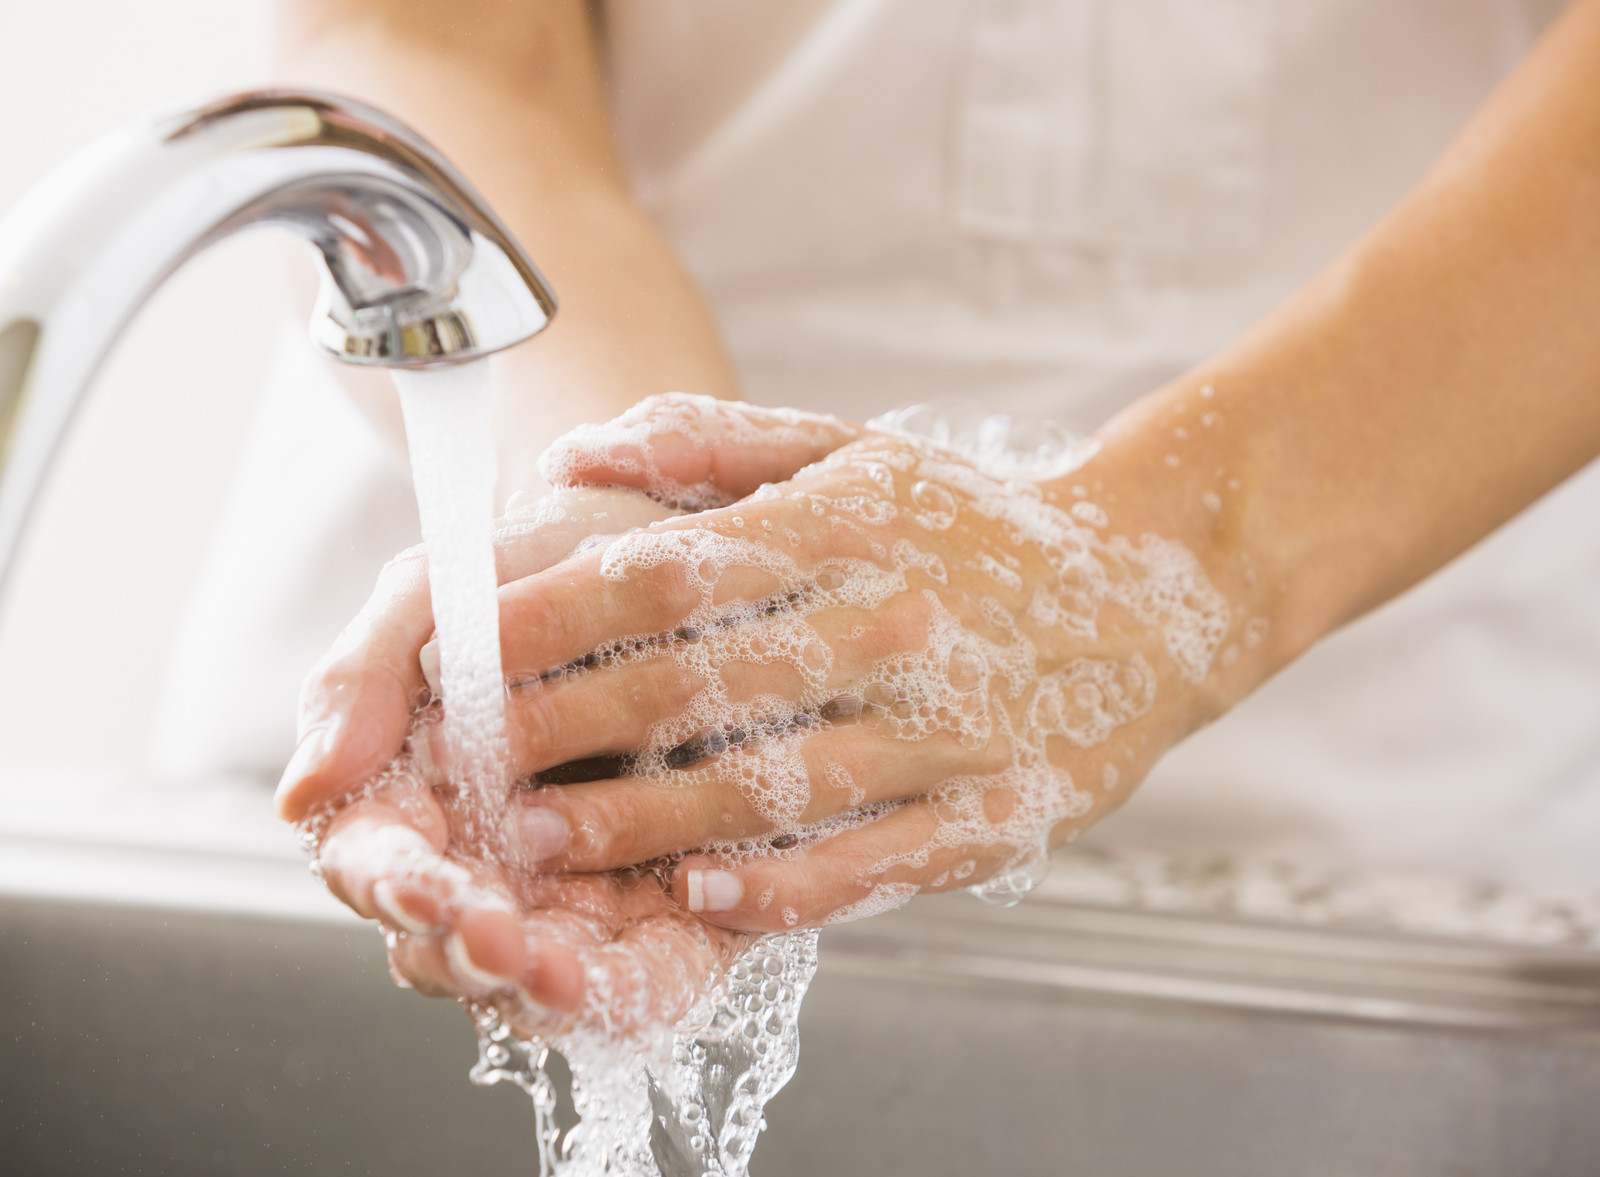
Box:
1040;375;1298;732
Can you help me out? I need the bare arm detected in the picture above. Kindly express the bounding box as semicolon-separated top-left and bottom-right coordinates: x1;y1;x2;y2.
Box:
275;0;739;499
1080;0;1600;728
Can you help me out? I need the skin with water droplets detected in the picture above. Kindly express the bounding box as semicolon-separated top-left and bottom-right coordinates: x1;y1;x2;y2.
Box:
301;390;1247;1177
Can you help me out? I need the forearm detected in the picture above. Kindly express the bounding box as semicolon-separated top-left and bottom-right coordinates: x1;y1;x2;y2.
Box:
276;0;739;498
1067;0;1600;721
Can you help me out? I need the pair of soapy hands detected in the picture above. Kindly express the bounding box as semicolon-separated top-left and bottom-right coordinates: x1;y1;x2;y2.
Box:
276;395;1194;1039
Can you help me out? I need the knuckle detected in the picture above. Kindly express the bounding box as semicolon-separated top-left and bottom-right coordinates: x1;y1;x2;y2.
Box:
839;595;932;666
511;693;563;766
798;747;865;818
507;569;608;669
299;557;431;724
300;641;412;728
353;549;431;641
298;623;374;711
304;646;363;699
598;557;695;628
568;790;651;869
502;595;572;677
372;544;429;599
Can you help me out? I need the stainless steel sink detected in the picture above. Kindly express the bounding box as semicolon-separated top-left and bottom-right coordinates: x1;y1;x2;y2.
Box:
4;765;1599;1176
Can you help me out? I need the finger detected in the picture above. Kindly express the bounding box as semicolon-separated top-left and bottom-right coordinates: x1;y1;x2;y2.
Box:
498;651;702;779
276;546;435;822
381;905;591;1021
332;828;587;1016
492;486;677;580
322;815;589;1015
496;548;704;686
538;393;861;509
495;469;960;688
494;537;941;756
668;797;1020;934
496;586;910;780
521;718;1006;872
314;799;564;1006
495;536;813;697
278;489;672;823
382;906;528;996
383;882;734;1034
501;571;1002;872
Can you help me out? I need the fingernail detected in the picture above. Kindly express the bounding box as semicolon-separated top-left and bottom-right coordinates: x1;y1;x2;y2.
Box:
372;879;431;934
274;721;337;817
519;806;570;862
419;638;442;696
447;930;516;991
685;869;743;913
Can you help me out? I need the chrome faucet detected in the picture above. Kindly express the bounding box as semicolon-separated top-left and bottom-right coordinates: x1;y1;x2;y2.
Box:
0;89;558;589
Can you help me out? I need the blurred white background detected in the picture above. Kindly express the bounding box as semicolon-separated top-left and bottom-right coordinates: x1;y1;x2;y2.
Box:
0;0;285;767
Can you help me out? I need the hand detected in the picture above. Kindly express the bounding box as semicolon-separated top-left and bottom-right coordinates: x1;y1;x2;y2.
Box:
282;394;1237;962
280;485;746;1037
506;395;1234;930
313;750;745;1040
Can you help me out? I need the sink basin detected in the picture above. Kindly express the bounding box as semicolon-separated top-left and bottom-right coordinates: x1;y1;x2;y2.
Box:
4;759;1599;1176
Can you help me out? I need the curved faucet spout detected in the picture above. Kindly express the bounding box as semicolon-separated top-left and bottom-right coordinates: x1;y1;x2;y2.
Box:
0;88;558;592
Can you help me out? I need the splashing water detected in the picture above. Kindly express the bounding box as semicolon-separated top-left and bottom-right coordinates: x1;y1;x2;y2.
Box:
471;932;818;1177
